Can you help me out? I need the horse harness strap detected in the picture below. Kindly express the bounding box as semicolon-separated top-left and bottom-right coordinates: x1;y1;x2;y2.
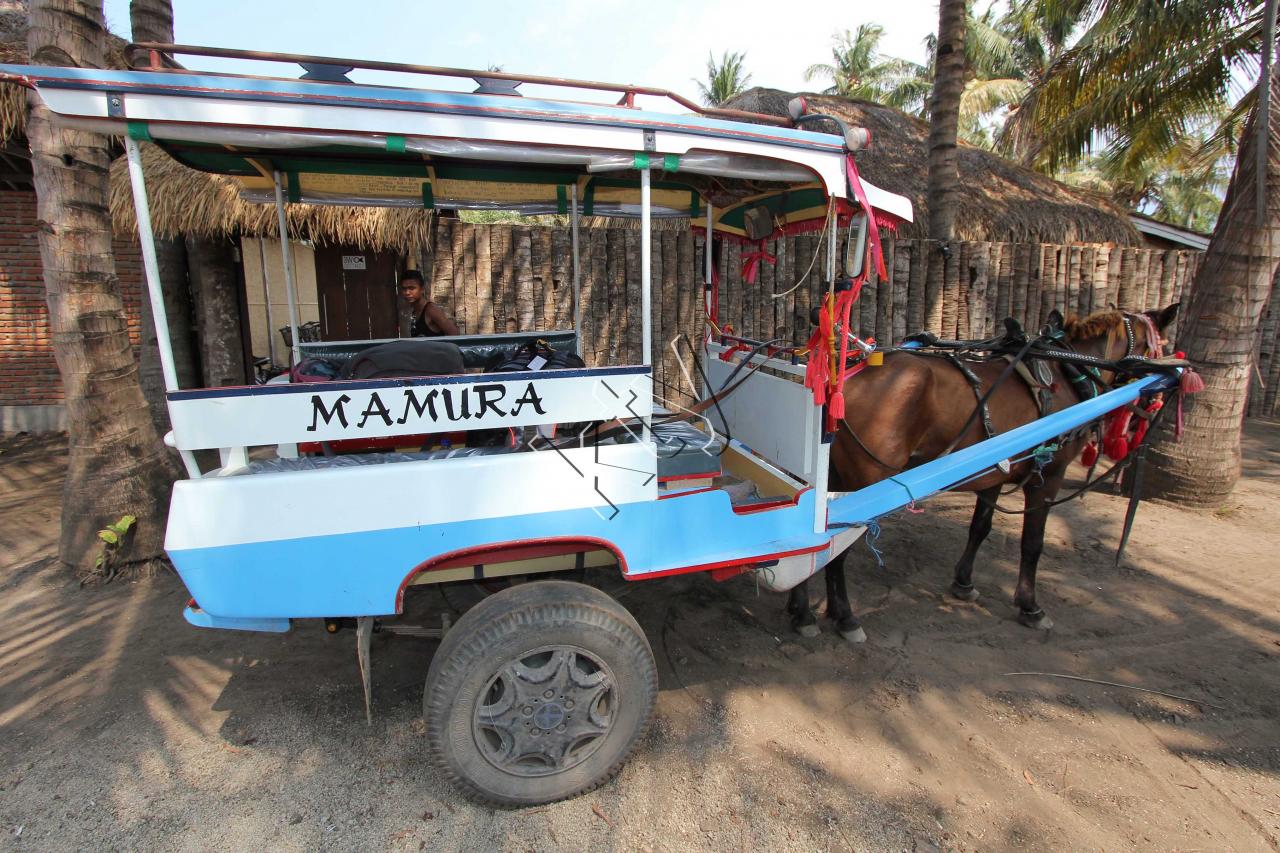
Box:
945;354;998;441
1005;356;1056;417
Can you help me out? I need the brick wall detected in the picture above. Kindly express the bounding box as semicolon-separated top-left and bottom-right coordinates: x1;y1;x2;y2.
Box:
0;190;144;407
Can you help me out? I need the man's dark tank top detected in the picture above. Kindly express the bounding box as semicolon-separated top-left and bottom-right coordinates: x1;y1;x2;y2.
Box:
410;303;446;337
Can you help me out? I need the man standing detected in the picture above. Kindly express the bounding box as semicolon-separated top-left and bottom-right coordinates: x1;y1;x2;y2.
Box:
398;269;460;337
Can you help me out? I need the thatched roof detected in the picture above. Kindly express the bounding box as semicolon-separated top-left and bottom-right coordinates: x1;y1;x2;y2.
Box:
0;5;133;143
0;9;437;249
107;143;436;248
725;88;1140;246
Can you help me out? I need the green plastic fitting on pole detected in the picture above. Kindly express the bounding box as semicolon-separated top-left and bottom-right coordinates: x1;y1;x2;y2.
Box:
385;135;407;153
633;152;651;170
662;154;679;172
126;121;152;142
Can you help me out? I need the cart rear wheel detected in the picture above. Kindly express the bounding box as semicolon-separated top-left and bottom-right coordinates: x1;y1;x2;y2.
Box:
423;580;657;806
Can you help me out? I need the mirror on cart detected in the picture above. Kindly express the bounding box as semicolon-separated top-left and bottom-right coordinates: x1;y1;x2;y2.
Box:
845;209;870;279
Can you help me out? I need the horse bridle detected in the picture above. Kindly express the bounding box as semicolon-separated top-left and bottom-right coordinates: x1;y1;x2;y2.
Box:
1120;314;1137;359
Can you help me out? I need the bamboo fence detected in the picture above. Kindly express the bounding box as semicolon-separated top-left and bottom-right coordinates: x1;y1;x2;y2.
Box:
426;220;1208;409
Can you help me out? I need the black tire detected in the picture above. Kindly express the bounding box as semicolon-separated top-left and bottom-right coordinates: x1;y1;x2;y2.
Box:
423;580;657;807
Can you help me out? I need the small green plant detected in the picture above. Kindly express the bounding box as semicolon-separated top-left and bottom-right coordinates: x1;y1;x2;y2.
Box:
89;514;136;583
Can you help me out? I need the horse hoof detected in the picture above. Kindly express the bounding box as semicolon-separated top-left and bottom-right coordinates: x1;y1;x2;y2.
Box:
797;622;820;638
950;582;980;602
839;626;867;644
1017;609;1054;631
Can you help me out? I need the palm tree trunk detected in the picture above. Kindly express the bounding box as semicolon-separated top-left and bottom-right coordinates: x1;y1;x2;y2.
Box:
1147;71;1280;505
138;236;196;430
128;0;172;44
27;0;178;573
187;235;246;386
926;0;967;241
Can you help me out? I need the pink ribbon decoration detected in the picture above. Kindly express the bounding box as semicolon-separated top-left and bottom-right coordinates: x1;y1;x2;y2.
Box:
741;240;776;284
845;155;888;280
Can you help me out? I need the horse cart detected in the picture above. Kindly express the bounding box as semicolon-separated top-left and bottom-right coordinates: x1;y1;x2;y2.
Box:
1;46;1186;806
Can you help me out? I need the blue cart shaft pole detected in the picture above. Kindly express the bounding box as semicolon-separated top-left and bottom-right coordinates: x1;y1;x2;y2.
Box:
828;374;1164;526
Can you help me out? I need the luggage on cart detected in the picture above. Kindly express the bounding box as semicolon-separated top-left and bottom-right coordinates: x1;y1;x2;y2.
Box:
485;339;586;373
339;340;465;380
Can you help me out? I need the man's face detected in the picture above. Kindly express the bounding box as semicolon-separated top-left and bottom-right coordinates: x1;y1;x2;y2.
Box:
399;279;424;305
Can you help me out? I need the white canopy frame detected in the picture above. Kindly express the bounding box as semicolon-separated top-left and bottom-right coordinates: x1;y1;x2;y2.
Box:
124;134;202;479
571;183;582;357
271;171;303;366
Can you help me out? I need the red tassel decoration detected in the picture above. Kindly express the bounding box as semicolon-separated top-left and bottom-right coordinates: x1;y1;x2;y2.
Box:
1081;441;1099;467
1180;368;1205;394
830;390;846;420
1103;409;1132;460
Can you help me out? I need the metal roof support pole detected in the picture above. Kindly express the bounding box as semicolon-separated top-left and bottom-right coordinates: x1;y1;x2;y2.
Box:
827;209;838;286
570;183;582;357
272;171;302;365
640;167;652;365
702;201;713;401
123;135;201;479
704;202;713;301
640;167;652;438
257;238;278;366
704;202;714;326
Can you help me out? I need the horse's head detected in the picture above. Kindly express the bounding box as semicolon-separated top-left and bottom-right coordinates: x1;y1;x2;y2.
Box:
1049;303;1179;363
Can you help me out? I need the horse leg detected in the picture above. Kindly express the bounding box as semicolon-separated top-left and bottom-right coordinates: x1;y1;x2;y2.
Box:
1013;480;1058;630
824;551;866;643
787;578;820;637
950;485;1000;602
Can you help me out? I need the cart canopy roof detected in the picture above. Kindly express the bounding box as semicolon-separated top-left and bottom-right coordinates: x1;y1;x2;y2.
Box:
1;49;912;236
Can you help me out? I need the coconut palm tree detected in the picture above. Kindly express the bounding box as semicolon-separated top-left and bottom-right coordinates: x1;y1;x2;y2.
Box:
27;0;178;573
926;0;969;241
1008;0;1258;175
998;0;1272;505
884;4;1065;149
1146;70;1278;505
1055;114;1235;232
805;25;929;105
695;51;752;107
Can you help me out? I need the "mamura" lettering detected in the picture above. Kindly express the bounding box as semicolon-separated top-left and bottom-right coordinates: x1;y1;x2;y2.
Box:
307;382;548;433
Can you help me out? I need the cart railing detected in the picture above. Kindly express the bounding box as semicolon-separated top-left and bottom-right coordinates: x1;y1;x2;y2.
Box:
125;42;792;127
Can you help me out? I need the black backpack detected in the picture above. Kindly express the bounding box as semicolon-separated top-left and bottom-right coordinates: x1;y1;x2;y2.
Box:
486;339;586;374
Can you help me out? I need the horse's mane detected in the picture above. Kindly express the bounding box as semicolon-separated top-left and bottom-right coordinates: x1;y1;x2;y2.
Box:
1063;310;1124;342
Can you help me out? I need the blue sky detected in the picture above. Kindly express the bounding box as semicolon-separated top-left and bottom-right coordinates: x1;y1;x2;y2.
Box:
100;0;941;106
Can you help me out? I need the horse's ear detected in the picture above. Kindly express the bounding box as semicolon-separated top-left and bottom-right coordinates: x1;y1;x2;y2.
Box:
1046;309;1065;332
1146;302;1180;331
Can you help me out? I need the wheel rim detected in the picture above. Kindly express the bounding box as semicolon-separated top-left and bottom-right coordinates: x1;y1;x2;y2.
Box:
473;645;617;777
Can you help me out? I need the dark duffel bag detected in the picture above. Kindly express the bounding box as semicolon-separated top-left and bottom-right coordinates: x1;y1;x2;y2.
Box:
339;340;465;380
471;340;590;447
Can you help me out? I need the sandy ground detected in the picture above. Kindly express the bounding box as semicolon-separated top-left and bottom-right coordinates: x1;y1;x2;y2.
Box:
1;423;1278;852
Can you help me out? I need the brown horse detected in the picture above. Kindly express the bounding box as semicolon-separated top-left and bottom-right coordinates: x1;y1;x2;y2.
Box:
787;304;1180;640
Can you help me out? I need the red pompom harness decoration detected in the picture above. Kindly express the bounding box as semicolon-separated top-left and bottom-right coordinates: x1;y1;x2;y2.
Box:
1078;311;1204;465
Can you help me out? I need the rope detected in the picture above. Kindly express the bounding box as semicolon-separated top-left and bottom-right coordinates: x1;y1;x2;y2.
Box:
771;200;834;299
863;520;885;568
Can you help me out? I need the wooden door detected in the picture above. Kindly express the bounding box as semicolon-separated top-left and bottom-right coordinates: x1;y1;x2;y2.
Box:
315;245;401;341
